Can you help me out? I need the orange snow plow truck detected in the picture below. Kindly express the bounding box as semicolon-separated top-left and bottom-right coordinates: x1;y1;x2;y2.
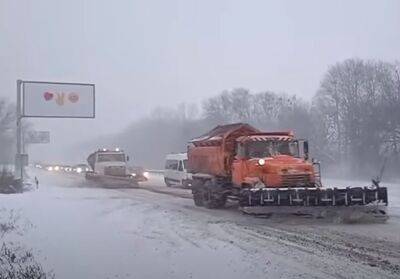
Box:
187;123;388;218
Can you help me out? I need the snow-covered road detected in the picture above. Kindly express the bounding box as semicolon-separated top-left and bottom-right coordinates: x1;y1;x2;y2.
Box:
0;170;399;279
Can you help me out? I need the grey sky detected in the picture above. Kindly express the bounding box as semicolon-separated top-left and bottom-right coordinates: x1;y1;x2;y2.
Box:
1;0;399;163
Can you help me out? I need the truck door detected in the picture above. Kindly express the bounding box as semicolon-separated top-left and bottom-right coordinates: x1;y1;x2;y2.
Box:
177;160;185;183
232;143;246;186
165;159;178;184
170;160;179;183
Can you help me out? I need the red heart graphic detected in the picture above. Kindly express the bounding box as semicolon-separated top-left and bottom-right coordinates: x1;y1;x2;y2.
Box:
68;93;79;103
44;92;54;101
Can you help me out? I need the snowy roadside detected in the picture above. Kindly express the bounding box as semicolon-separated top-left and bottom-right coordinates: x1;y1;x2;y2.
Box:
0;170;399;278
0;171;287;279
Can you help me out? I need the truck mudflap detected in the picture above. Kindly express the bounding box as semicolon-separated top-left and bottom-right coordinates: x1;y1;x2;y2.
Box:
239;186;388;207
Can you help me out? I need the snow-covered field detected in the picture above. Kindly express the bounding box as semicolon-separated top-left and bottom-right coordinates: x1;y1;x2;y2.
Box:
0;170;399;279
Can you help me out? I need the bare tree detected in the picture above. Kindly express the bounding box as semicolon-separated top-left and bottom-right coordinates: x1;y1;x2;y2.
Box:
80;60;400;178
314;59;400;176
0;99;16;164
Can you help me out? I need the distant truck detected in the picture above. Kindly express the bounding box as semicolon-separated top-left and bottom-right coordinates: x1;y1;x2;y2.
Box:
164;153;192;188
85;148;147;186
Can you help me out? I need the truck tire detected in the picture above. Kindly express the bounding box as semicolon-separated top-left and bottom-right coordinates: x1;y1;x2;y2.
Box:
193;192;204;206
85;172;94;180
130;181;139;187
192;179;204;206
202;181;227;209
164;178;172;187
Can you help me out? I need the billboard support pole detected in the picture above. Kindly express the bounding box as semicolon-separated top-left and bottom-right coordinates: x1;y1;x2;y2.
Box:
16;79;23;180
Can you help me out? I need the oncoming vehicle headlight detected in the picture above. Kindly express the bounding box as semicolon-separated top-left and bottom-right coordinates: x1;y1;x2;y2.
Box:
131;173;137;177
258;159;266;166
143;171;149;178
48;166;53;171
54;166;60;171
76;167;82;173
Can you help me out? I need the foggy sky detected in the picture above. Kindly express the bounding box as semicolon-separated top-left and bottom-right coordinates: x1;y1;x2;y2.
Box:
1;0;399;163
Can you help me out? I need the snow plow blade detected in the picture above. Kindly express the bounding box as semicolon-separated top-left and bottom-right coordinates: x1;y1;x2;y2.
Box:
239;186;388;222
239;186;388;207
240;205;388;222
85;173;142;188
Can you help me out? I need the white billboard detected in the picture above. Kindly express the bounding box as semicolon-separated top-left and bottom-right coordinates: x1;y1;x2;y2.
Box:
22;81;95;118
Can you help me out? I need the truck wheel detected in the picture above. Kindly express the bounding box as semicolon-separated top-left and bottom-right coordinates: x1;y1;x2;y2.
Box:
193;192;204;206
164;178;172;187
192;179;204;206
130;181;139;188
203;193;226;209
202;181;226;209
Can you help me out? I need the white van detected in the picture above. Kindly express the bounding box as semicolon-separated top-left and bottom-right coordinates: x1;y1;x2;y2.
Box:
164;153;192;187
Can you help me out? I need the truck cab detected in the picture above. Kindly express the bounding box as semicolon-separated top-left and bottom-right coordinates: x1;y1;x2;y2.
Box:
87;149;128;177
85;148;147;186
232;134;316;188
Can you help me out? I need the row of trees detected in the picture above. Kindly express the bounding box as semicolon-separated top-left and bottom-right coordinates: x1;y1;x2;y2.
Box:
41;58;396;179
3;59;398;177
201;59;400;177
103;58;398;178
0;99;16;164
314;59;400;175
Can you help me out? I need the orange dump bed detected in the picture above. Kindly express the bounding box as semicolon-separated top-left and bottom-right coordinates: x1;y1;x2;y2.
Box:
188;123;258;176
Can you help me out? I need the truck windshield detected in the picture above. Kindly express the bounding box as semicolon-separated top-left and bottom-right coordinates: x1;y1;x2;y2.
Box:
246;141;299;158
98;153;126;162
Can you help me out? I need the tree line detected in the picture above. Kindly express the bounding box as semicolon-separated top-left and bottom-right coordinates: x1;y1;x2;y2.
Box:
0;99;15;164
2;58;399;178
110;58;400;178
0;100;32;165
314;59;400;176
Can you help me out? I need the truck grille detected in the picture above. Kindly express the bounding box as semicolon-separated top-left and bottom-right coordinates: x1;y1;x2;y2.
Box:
281;174;311;187
104;166;126;177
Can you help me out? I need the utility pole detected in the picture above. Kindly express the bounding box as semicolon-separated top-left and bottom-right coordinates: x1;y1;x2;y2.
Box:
15;79;23;179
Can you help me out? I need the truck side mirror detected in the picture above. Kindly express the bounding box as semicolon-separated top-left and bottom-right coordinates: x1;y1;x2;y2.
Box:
297;139;309;160
303;141;309;160
126;156;130;161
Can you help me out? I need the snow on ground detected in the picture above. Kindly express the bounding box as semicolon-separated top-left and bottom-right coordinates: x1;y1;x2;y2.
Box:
0;169;399;279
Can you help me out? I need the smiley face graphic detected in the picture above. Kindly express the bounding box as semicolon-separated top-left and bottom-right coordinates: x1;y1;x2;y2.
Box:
68;93;79;103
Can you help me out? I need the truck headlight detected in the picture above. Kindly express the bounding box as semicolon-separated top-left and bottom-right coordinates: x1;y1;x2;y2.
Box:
143;171;149;178
258;159;266;166
76;167;82;173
